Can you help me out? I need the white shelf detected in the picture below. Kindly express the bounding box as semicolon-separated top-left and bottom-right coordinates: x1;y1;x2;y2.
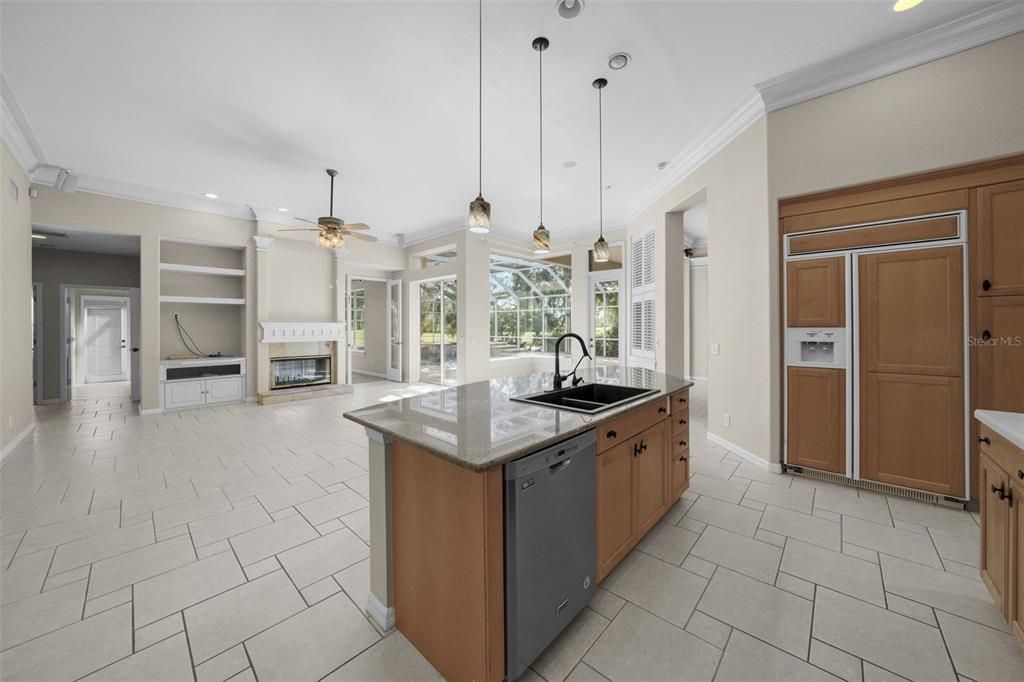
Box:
160;262;246;277
160;296;247;305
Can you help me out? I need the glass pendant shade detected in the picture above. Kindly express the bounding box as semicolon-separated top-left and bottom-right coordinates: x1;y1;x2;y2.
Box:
593;235;610;262
468;194;491;234
532;224;551;254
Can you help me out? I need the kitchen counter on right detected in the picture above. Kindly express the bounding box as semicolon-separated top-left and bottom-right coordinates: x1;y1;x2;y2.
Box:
975;409;1024;451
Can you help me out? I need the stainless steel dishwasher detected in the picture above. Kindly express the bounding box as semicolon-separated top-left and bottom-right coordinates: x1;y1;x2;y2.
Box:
504;430;596;681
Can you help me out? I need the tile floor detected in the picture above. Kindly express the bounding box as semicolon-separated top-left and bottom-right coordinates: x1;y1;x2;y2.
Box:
1;381;1021;681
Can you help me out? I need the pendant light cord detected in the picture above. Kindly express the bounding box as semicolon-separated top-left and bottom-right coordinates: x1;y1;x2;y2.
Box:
598;84;603;238
539;43;543;225
478;0;483;196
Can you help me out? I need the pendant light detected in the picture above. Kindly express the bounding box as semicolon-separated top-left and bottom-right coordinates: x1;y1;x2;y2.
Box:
532;36;551;255
467;0;491;234
592;77;610;262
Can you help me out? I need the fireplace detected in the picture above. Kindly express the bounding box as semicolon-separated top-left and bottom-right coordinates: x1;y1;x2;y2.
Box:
270;355;332;390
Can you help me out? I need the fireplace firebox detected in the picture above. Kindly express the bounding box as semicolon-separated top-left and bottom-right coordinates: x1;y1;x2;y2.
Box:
270;355;332;390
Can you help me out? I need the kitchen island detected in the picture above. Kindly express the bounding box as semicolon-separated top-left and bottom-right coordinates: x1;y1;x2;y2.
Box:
344;367;693;681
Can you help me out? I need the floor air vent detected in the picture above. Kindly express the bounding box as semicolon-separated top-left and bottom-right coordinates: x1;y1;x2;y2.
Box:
783;465;965;509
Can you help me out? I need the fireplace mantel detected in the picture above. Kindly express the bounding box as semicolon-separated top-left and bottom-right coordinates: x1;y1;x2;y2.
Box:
259;321;345;344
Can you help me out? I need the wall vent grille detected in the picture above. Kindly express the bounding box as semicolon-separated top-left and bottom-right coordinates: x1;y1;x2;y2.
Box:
783;465;965;508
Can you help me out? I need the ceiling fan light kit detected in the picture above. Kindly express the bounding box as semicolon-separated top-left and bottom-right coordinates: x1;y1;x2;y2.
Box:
592;77;610;262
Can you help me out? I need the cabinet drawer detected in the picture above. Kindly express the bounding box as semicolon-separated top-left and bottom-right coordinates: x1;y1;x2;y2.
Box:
670;390;689;412
980;424;1024;484
670;411;690;436
597;398;669;452
671;432;690;457
668;442;689;503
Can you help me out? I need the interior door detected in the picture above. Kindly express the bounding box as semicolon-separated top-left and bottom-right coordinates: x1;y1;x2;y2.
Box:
82;298;129;383
386;279;402;382
858;246;965;496
590;274;623;367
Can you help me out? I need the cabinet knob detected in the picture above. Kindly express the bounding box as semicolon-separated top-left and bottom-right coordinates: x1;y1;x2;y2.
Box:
640;440;648;453
1018;469;1023;480
979;436;991;445
607;430;617;439
678;454;687;462
981;329;992;342
679;440;687;447
982;279;992;291
992;482;1007;500
658;406;667;414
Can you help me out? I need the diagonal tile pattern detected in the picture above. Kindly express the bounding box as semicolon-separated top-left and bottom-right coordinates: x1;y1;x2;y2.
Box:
0;380;1014;681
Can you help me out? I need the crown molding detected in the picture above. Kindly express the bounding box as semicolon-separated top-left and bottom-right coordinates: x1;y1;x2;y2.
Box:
628;92;765;222
1;75;46;173
756;1;1024;112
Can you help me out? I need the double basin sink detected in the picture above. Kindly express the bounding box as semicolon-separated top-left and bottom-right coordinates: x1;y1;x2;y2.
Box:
511;383;657;415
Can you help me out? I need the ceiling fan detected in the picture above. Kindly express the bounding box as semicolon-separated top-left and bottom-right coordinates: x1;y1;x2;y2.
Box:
277;168;377;249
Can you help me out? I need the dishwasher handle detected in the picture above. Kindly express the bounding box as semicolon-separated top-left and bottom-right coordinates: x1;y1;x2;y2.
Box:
549;458;573;474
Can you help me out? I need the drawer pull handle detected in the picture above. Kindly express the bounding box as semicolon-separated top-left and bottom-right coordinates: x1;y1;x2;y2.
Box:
640;440;648;453
1008;489;1014;507
658;406;667;414
607;430;617;439
992;482;1007;500
979;436;991;445
633;443;640;458
678;454;687;462
1018;470;1023;480
679;440;687;447
679;419;687;426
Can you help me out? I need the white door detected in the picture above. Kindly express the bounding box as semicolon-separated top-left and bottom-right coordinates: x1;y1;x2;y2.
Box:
32;283;42;404
82;297;129;383
589;273;623;367
206;376;243;404
386;279;403;381
128;288;141;401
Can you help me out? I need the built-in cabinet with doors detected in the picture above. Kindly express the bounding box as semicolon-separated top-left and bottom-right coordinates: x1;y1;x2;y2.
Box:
780;154;1024;503
978;422;1024;650
596;388;688;581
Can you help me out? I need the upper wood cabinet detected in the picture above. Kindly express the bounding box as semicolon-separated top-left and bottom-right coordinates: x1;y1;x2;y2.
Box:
786;257;845;328
977;295;1024;414
978;180;1024;297
858;246;964;377
786;367;845;474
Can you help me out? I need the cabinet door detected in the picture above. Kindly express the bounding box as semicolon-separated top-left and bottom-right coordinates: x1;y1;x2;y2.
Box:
1012;477;1024;648
978;180;1024;296
859;246;964;376
786;257;845;327
635;421;668;538
981;454;1011;617
786;367;845;474
164;380;205;410
861;373;964;497
977;296;1024;414
596;439;637;582
205;376;243;405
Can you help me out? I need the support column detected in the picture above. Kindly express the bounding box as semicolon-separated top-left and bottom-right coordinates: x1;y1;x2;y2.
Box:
333;247;350;385
252;235;274;396
366;428;395;630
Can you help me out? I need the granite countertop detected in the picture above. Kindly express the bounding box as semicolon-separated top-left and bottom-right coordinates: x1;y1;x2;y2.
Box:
976;409;1024;451
344;367;693;472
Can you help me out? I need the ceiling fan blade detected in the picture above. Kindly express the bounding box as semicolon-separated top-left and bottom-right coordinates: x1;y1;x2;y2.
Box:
295;217;321;226
276;228;321;232
346;232;378;243
344;223;370;230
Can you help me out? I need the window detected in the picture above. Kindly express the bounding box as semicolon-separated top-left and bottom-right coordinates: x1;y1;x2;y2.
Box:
419;249;458;269
489;253;572;358
350;288;366;351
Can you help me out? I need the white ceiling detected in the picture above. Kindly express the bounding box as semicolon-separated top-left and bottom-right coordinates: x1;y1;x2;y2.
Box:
683;201;707;246
2;1;993;245
32;225;140;256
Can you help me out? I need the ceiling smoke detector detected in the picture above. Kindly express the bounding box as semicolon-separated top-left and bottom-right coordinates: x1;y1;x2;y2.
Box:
608;52;631;70
562;161;577;168
557;0;583;19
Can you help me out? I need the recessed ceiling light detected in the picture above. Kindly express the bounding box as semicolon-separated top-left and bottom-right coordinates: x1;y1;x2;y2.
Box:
892;0;924;10
31;234;47;240
656;161;669;170
562;161;577;168
557;0;583;19
277;207;289;213
608;52;631;70
204;192;218;199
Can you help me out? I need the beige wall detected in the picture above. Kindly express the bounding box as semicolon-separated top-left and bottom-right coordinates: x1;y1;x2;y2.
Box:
350;279;387;376
32;249;141;400
689;264;709;380
769;33;1024;201
268;238;336;323
628;119;773;462
1;144;34;453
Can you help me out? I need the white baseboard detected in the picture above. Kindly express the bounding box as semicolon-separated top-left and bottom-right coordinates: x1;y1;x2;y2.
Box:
138;407;163;416
707;431;783;473
366;592;395;632
1;422;36;462
352;370;388;379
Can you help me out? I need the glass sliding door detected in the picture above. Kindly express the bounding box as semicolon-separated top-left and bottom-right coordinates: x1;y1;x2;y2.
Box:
419;277;458;385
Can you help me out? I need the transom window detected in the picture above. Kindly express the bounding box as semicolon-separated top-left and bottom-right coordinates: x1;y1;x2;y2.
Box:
489;253;572;358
